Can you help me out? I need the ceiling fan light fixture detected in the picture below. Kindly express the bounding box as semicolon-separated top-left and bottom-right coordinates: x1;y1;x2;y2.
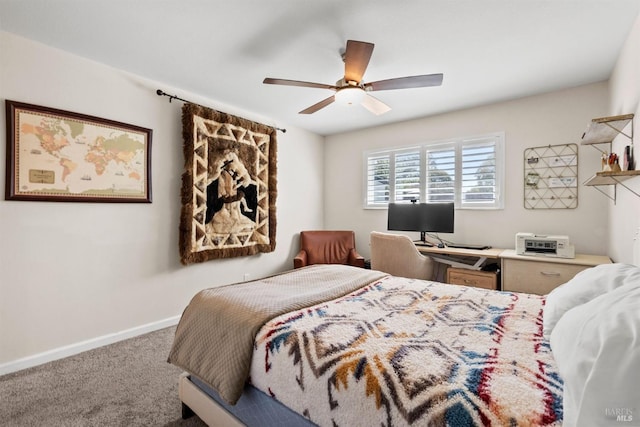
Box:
335;86;366;106
263;40;443;115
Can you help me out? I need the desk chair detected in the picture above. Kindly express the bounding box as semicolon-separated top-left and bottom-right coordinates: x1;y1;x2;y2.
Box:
370;231;435;280
294;230;365;269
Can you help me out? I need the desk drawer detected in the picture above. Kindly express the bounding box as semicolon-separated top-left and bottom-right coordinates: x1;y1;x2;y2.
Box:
447;268;497;290
502;259;586;295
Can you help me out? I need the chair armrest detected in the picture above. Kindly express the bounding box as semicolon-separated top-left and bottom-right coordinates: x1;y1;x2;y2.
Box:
348;249;365;268
294;250;308;269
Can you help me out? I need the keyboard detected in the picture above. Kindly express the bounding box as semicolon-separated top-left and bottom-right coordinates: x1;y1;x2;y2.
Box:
446;243;492;250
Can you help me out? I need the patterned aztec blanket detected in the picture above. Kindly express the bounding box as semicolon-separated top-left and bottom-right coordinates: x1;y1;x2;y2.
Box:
168;265;388;404
249;274;563;427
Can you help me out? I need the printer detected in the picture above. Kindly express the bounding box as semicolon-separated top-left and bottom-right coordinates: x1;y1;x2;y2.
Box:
515;232;575;258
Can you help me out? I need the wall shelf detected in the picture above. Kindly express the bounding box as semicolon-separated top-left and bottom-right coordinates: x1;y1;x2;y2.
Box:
580;113;636;203
582;170;640;202
583;170;640;186
581;114;634;146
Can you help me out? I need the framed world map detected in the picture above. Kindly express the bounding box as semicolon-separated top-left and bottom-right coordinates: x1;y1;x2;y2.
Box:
5;100;152;203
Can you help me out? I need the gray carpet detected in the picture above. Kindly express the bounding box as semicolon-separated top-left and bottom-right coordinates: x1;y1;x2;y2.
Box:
0;326;207;426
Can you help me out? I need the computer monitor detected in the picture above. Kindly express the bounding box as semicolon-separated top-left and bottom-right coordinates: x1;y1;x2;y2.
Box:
387;202;454;242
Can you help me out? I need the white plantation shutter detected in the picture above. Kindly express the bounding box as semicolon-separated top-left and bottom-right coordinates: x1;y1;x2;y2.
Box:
364;133;504;209
365;152;390;206
394;150;421;202
426;144;456;203
461;139;498;207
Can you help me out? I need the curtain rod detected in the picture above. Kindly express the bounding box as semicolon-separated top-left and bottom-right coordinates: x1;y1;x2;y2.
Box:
156;89;286;133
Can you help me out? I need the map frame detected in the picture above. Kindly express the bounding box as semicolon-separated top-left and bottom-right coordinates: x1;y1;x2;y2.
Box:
5;100;152;203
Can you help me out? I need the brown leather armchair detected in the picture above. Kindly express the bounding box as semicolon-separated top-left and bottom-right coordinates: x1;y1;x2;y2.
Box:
294;230;365;269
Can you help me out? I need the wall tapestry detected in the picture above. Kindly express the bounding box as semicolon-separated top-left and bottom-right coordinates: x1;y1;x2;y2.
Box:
179;103;277;265
524;143;578;209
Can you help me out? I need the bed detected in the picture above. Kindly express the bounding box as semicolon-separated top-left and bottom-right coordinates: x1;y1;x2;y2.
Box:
168;263;640;426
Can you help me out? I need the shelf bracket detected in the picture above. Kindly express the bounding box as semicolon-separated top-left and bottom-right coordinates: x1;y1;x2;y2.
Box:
589;184;617;204
602;120;633;141
611;176;640;199
590;144;608;155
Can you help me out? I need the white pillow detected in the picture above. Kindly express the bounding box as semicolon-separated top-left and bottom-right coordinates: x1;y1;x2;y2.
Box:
550;282;640;427
543;263;640;338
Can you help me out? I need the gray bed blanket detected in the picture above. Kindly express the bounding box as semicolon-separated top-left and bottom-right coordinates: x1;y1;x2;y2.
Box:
168;264;388;404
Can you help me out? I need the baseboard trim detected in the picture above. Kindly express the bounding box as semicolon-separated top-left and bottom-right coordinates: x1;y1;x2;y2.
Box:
0;315;181;376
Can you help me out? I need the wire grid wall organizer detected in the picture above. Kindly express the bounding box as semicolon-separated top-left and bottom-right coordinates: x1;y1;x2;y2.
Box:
524;143;578;209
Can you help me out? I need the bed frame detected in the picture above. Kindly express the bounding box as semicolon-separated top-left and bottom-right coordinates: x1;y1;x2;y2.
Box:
179;373;242;426
179;373;315;427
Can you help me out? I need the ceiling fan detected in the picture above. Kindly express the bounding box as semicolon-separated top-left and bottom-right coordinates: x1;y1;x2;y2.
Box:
263;40;443;115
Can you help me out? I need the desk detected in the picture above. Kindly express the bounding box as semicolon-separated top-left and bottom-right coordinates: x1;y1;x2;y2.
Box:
415;245;611;294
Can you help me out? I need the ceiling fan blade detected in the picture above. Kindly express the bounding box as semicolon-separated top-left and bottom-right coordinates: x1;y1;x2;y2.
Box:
263;78;337;90
344;40;374;84
361;94;391;116
364;73;444;91
299;95;336;114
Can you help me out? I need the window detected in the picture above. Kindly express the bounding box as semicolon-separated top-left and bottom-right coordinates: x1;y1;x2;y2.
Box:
363;133;504;209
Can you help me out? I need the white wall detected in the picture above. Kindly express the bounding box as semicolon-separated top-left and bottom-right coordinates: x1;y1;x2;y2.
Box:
608;14;640;265
324;83;611;258
0;32;325;368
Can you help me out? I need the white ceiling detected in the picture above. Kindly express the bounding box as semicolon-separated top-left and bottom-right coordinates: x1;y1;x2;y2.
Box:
1;0;639;136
